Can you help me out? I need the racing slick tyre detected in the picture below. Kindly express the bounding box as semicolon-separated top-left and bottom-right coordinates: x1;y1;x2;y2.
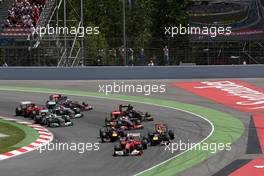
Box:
124;149;129;156
135;119;141;125
105;117;111;126
59;120;65;127
100;131;108;143
168;130;175;140
47;122;56;128
150;141;158;146
15;108;21;116
29;111;37;119
67;122;74;126
114;144;122;156
136;144;143;151
73;108;81;114
141;139;148;149
120;131;127;138
42;118;48;125
68;113;75;119
63;115;71;122
99;128;105;137
145;112;151;117
114;144;122;151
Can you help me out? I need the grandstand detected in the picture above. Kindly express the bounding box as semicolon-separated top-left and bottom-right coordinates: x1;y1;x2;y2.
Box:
0;0;82;66
188;1;246;14
188;0;264;65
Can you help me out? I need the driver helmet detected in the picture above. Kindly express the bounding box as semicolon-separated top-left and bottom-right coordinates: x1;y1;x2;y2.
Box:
157;126;162;133
128;135;133;142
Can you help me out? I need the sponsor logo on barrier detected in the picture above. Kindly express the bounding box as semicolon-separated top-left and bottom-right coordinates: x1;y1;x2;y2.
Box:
174;80;264;112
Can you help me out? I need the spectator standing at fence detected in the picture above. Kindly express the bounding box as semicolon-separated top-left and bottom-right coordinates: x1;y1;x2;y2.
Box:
148;59;154;66
138;48;145;65
95;49;104;66
128;48;134;66
163;46;169;65
119;46;125;66
2;62;8;67
109;48;117;65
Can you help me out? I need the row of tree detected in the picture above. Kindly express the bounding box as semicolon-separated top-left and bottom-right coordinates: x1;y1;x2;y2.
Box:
60;0;189;64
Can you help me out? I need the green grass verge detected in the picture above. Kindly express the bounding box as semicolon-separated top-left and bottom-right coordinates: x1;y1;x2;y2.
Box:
0;86;244;175
0;119;39;154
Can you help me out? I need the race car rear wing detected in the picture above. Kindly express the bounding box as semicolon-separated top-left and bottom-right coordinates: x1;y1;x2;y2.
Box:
21;101;32;105
119;104;133;111
127;133;141;137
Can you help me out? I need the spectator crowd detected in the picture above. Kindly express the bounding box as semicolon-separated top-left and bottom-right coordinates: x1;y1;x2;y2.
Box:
93;46;174;67
2;0;48;29
188;2;245;14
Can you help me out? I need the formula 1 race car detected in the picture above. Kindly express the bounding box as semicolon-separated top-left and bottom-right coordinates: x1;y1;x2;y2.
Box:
105;111;122;126
35;109;50;125
147;124;175;146
35;109;73;127
15;101;33;116
53;106;84;119
46;114;74;127
46;95;93;112
62;100;93;111
46;94;68;109
46;101;57;110
105;115;143;130
114;133;148;156
48;94;67;103
99;127;126;143
15;101;45;118
119;104;154;122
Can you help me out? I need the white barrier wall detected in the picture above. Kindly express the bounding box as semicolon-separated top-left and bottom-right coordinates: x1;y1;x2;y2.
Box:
0;65;263;80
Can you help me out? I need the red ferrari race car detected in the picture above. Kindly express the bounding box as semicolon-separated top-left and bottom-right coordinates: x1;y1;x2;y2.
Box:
15;101;46;119
113;133;148;156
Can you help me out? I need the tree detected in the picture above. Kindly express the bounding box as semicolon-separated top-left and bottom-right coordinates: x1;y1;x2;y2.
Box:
126;0;153;48
151;0;189;40
64;0;190;65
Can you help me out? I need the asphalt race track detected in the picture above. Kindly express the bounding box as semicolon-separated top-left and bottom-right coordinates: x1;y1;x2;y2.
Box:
0;83;212;176
0;79;258;176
